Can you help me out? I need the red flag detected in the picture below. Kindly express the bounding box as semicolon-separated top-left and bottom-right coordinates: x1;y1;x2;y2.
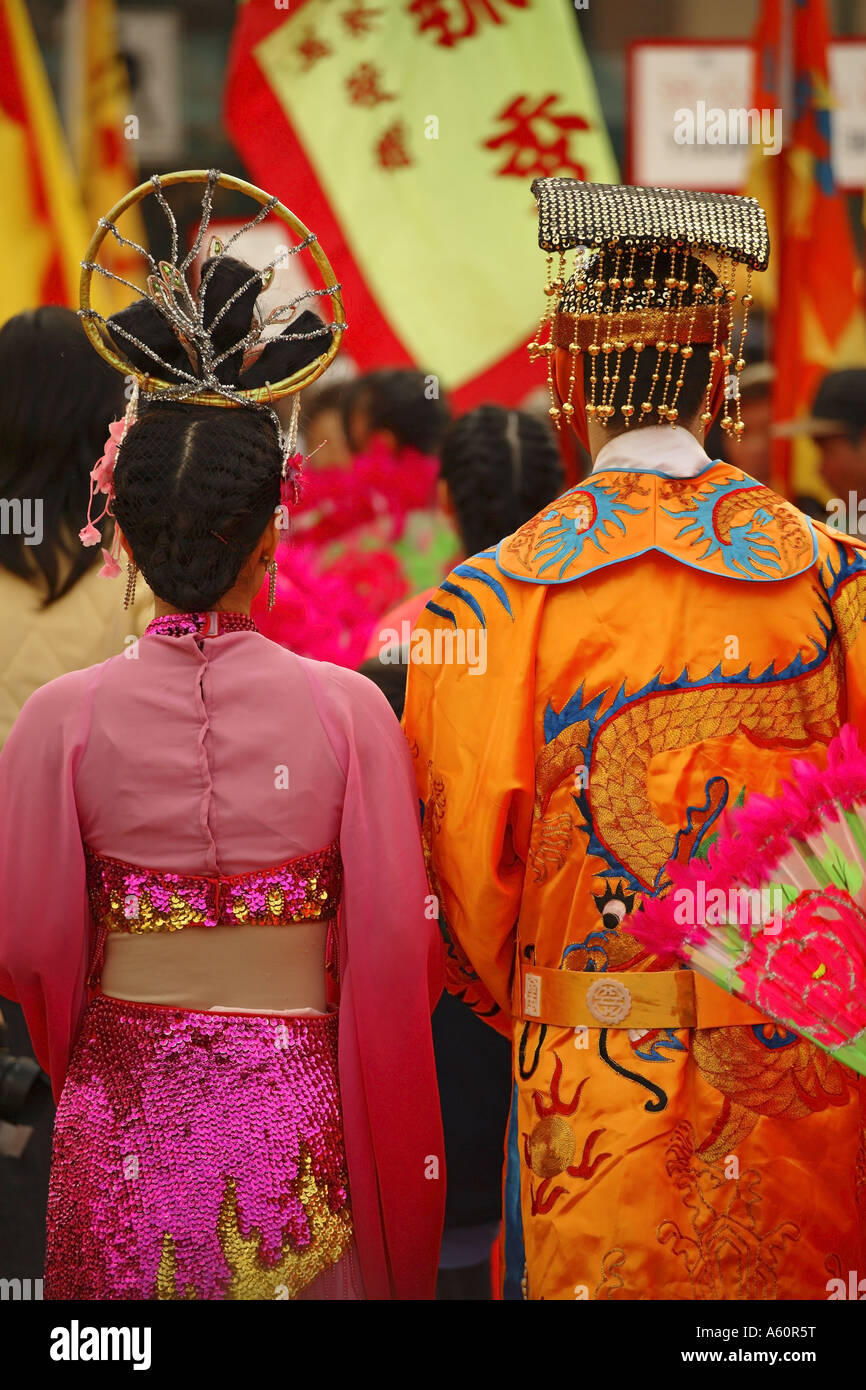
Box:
748;0;866;492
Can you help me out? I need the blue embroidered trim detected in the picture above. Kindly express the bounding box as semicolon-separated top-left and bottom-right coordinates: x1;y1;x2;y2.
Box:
425;553;514;628
494;470;818;587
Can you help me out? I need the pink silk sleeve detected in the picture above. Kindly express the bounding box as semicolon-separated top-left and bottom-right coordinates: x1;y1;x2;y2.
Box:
301;660;445;1300
0;668;96;1098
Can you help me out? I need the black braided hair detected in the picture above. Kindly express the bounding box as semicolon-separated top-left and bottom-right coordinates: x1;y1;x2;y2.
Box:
112;403;281;611
108;255;332;610
439;405;565;557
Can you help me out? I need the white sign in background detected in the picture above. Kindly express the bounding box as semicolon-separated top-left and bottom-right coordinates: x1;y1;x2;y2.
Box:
630;42;866;191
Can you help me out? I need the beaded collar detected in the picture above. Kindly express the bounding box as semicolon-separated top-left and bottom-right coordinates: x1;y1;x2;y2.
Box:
144;611;258;639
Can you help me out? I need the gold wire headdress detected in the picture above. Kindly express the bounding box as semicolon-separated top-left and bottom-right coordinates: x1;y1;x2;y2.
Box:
79;168;346;408
528;178;770;438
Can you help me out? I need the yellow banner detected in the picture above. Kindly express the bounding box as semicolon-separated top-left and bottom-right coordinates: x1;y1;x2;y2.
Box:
0;0;89;321
256;0;617;386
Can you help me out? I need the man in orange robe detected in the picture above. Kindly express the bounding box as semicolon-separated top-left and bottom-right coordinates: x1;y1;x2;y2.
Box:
403;180;866;1300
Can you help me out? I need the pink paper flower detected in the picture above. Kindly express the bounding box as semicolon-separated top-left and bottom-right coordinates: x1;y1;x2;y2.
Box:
97;547;122;579
79;522;102;547
91;450;116;496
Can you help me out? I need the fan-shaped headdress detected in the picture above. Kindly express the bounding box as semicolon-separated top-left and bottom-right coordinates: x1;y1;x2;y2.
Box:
77;169;346;561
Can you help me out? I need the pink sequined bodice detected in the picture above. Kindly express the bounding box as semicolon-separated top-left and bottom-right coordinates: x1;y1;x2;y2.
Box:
85;840;342;934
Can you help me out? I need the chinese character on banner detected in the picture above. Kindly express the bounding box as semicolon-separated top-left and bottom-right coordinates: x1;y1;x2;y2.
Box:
346;61;395;107
408;0;530;48
227;0;617;406
376;120;413;170
484;94;590;178
341;2;384;36
295;28;332;70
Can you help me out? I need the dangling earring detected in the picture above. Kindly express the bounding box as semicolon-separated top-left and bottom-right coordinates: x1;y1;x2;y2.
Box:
266;557;277;612
123;561;138;610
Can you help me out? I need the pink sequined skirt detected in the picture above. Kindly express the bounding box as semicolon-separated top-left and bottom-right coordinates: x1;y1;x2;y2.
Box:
45;995;361;1300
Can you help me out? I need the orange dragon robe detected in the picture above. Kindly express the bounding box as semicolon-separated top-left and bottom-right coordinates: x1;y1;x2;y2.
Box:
402;428;866;1302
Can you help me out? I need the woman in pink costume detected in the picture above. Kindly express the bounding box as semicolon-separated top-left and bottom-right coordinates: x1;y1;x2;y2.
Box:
0;173;444;1300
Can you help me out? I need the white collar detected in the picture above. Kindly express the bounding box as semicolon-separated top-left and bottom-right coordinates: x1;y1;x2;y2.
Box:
592;425;715;479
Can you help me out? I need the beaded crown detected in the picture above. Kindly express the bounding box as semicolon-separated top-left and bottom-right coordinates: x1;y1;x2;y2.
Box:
528;178;770;438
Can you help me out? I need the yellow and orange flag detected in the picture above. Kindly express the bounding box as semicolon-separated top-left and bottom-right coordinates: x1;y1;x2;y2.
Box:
225;0;617;407
747;0;866;494
62;0;148;312
0;0;89;321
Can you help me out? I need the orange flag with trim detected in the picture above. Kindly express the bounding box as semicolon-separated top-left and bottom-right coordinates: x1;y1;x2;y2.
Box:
747;0;866;494
62;0;148;312
0;0;89;320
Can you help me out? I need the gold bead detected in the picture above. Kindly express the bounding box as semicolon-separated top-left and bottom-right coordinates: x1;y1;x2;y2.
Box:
733;420;745;434
678;279;689;293
613;340;626;353
586;403;598;417
548;406;561;419
667;407;678;421
633;340;645;353
623;276;635;289
721;415;733;432
669;343;679;354
700;411;712;425
681;345;694;358
665;276;677;289
594;279;606;292
726;289;737;302
602;340;613;353
562;401;575;416
576;279;588;293
657;340;668;352
712;286;725;299
569;343;581;355
587;344;601;356
736;357;746;371
621;404;635;417
742;293;754;306
640;401;653;413
644;278;656;289
709;348;720;361
658;403;668;416
609;276;622;289
722;351;733;364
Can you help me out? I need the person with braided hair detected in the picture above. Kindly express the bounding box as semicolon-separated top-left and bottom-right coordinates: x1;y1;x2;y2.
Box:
365;404;564;662
0;174;444;1301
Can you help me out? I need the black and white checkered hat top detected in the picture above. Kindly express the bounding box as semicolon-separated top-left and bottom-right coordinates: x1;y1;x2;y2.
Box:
533;178;770;272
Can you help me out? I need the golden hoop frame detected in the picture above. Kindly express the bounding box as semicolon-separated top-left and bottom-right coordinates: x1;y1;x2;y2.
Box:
79;170;346;406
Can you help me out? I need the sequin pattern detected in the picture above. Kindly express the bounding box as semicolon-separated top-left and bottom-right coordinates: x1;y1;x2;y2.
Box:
45;996;353;1300
85;840;343;934
144;611;258;639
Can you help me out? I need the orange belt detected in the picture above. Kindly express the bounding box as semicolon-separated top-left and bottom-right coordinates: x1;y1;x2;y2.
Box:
517;964;767;1030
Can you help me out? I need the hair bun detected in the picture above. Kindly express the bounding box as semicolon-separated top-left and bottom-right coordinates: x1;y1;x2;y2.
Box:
107;254;333;393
